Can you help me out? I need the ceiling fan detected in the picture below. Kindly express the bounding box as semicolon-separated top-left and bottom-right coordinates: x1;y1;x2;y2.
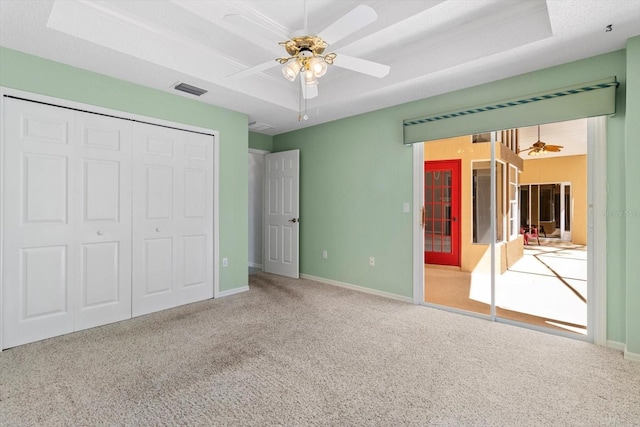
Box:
521;125;563;156
223;3;390;101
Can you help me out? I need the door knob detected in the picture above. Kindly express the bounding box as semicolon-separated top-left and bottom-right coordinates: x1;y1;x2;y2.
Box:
288;218;299;223
96;231;103;236
155;227;161;232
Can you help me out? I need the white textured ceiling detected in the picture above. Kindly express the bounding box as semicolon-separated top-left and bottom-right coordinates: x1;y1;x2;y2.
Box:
519;119;587;159
1;0;639;135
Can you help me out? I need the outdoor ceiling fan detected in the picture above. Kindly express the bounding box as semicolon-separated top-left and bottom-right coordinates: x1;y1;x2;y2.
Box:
224;3;390;102
521;126;564;156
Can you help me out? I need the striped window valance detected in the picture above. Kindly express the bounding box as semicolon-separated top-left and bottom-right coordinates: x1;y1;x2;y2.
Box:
403;77;618;145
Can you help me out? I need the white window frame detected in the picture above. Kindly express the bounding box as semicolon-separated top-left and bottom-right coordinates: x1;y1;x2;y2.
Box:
508;164;519;241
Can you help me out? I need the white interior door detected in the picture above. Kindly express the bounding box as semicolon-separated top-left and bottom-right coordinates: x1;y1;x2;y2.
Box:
132;123;213;317
263;150;299;278
74;111;132;331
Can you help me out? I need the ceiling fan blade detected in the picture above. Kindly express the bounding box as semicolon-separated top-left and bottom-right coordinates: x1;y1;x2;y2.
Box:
318;4;377;45
332;54;390;78
226;59;279;80
545;146;563;152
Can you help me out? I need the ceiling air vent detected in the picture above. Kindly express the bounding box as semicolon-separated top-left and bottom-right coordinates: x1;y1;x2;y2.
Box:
174;82;207;96
249;122;274;132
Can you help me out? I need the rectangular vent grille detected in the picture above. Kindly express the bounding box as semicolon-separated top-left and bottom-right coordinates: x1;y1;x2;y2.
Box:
174;83;207;96
249;121;274;132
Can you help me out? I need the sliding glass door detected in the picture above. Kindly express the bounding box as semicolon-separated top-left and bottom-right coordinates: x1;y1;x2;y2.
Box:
421;120;591;339
519;183;572;241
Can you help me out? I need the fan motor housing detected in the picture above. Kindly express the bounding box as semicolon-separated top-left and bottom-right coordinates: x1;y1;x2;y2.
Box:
283;36;327;56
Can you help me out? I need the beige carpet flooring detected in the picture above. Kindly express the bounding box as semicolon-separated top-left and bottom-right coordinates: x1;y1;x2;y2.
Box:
1;273;639;426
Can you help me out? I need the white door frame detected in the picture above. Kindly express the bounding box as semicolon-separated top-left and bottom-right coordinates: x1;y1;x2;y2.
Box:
0;87;220;351
560;182;572;241
412;117;607;345
249;148;269;271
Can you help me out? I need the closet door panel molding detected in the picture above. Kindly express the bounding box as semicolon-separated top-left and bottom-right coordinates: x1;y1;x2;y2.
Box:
1;89;218;350
74;111;132;331
2;98;76;348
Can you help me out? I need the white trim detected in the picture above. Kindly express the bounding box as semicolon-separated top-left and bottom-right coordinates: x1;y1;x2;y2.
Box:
412;143;424;304
0;88;4;351
606;341;640;362
607;340;626;352
490;141;497;320
2;88;217;136
588;116;607;346
301;274;413;304
412;118;609;345
624;350;640;362
213;130;220;299
0;87;221;349
248;149;267;273
217;286;250;298
496;317;590;341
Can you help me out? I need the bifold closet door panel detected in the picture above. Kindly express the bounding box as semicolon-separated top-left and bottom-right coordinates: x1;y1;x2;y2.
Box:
2;99;135;348
176;130;214;307
73;111;133;331
2;99;78;348
132;124;213;317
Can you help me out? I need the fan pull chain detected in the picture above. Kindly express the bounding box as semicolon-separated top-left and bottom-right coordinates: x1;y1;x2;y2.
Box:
298;77;302;121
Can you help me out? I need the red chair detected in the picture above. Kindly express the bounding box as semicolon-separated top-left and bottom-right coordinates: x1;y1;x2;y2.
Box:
521;225;540;245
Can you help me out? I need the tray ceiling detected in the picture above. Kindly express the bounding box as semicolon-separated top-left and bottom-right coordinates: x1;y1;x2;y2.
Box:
1;0;639;135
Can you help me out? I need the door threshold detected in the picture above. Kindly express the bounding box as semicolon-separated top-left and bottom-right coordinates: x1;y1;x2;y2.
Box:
425;264;461;271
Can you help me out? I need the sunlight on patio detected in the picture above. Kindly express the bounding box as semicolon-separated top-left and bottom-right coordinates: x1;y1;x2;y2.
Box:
467;242;587;333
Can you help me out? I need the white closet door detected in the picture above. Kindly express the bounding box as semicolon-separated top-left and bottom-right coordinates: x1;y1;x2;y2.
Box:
2;100;134;348
2;99;77;348
74;111;132;331
177;131;213;306
132;124;213;317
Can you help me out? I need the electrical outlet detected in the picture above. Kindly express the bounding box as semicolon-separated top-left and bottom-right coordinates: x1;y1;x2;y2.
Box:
369;256;375;267
322;250;328;259
403;202;410;213
222;257;228;267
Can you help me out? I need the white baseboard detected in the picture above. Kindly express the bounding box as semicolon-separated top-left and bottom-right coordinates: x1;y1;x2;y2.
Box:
217;286;250;298
606;340;626;351
606;340;640;362
300;274;413;303
624;349;640;362
248;262;263;269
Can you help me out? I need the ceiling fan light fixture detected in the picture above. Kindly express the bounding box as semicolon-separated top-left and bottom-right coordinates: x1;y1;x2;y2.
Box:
304;69;318;87
307;57;327;78
282;60;302;81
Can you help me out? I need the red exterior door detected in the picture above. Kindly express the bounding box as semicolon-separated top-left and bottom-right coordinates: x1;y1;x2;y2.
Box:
424;160;460;266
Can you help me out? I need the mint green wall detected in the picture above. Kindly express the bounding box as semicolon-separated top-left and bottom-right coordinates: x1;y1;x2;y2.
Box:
274;113;413;297
274;48;639;351
249;132;273;151
624;36;640;356
0;47;249;292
